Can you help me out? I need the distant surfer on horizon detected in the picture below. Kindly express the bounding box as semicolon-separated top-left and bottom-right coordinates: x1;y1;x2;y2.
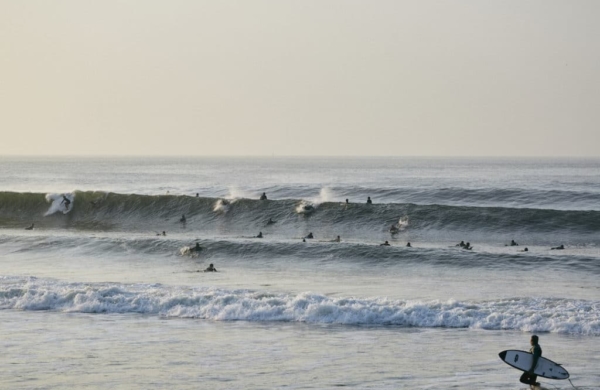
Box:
519;247;529;252
266;218;276;225
380;241;390;246
406;242;411;247
551;244;564;250
60;195;71;211
204;263;217;272
305;232;314;239
366;197;372;205
456;241;466;247
390;224;399;234
180;214;186;223
519;335;542;388
332;235;341;242
463;242;473;250
346;199;349;204
260;192;267;200
25;223;34;230
156;231;166;236
191;242;203;252
508;239;519;246
256;231;263;238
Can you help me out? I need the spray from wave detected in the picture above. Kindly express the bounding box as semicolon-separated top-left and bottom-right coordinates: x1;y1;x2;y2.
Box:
44;193;75;216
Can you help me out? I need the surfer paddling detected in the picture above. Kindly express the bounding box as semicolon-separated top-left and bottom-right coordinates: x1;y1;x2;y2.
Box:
519;335;542;388
204;263;217;272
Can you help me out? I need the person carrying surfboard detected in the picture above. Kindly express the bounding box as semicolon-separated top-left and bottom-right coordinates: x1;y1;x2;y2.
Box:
519;335;542;388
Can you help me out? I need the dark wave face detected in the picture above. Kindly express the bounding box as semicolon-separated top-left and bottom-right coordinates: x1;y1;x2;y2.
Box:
1;191;599;246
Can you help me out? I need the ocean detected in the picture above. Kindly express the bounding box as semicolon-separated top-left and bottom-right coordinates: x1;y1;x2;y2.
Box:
0;156;598;389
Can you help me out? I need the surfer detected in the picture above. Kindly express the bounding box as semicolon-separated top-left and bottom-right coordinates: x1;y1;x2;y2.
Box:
406;242;411;247
180;214;186;223
156;231;166;236
332;236;341;242
302;238;306;242
519;335;542;388
204;263;217;272
519;247;529;252
366;197;372;205
266;218;276;225
389;224;399;234
60;195;71;211
191;243;203;252
345;199;349;204
507;239;519;246
256;231;263;238
260;192;267;200
551;244;564;250
305;232;314;239
25;223;34;230
196;193;199;197
380;241;390;246
456;241;465;247
463;242;473;250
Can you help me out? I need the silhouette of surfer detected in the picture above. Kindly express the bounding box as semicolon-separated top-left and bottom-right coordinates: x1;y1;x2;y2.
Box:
156;231;166;236
191;242;203;252
519;335;542;387
266;218;276;225
519;247;529;252
551;244;565;250
406;242;411;247
345;199;349;204
260;192;267;200
60;195;71;211
507;239;518;246
390;224;399;234
305;232;314;239
332;235;341;242
366;197;372;205
180;214;186;223
204;263;217;272
25;223;34;230
380;241;390;246
463;242;473;250
256;231;263;238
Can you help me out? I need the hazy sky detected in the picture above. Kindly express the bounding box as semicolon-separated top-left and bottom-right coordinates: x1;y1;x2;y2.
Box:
1;1;599;156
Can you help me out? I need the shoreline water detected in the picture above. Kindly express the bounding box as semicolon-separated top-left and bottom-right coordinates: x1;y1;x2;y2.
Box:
1;157;598;388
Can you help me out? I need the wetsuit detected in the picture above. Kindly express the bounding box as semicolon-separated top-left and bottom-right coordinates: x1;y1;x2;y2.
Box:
519;344;542;386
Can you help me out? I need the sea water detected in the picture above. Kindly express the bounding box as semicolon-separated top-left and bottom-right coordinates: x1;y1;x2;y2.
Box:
0;157;598;389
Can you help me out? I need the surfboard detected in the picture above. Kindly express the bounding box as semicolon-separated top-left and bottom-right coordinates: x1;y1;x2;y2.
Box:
498;350;569;380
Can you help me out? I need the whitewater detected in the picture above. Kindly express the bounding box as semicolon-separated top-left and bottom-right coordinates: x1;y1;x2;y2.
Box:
1;156;599;389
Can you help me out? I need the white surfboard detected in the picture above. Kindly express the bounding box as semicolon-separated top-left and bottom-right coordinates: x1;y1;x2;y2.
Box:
498;350;569;380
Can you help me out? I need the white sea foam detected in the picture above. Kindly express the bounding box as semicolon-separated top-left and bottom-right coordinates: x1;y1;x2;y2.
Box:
44;192;75;216
213;198;236;213
1;278;598;335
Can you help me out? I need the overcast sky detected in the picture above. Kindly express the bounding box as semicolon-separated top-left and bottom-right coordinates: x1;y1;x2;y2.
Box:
1;1;599;157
